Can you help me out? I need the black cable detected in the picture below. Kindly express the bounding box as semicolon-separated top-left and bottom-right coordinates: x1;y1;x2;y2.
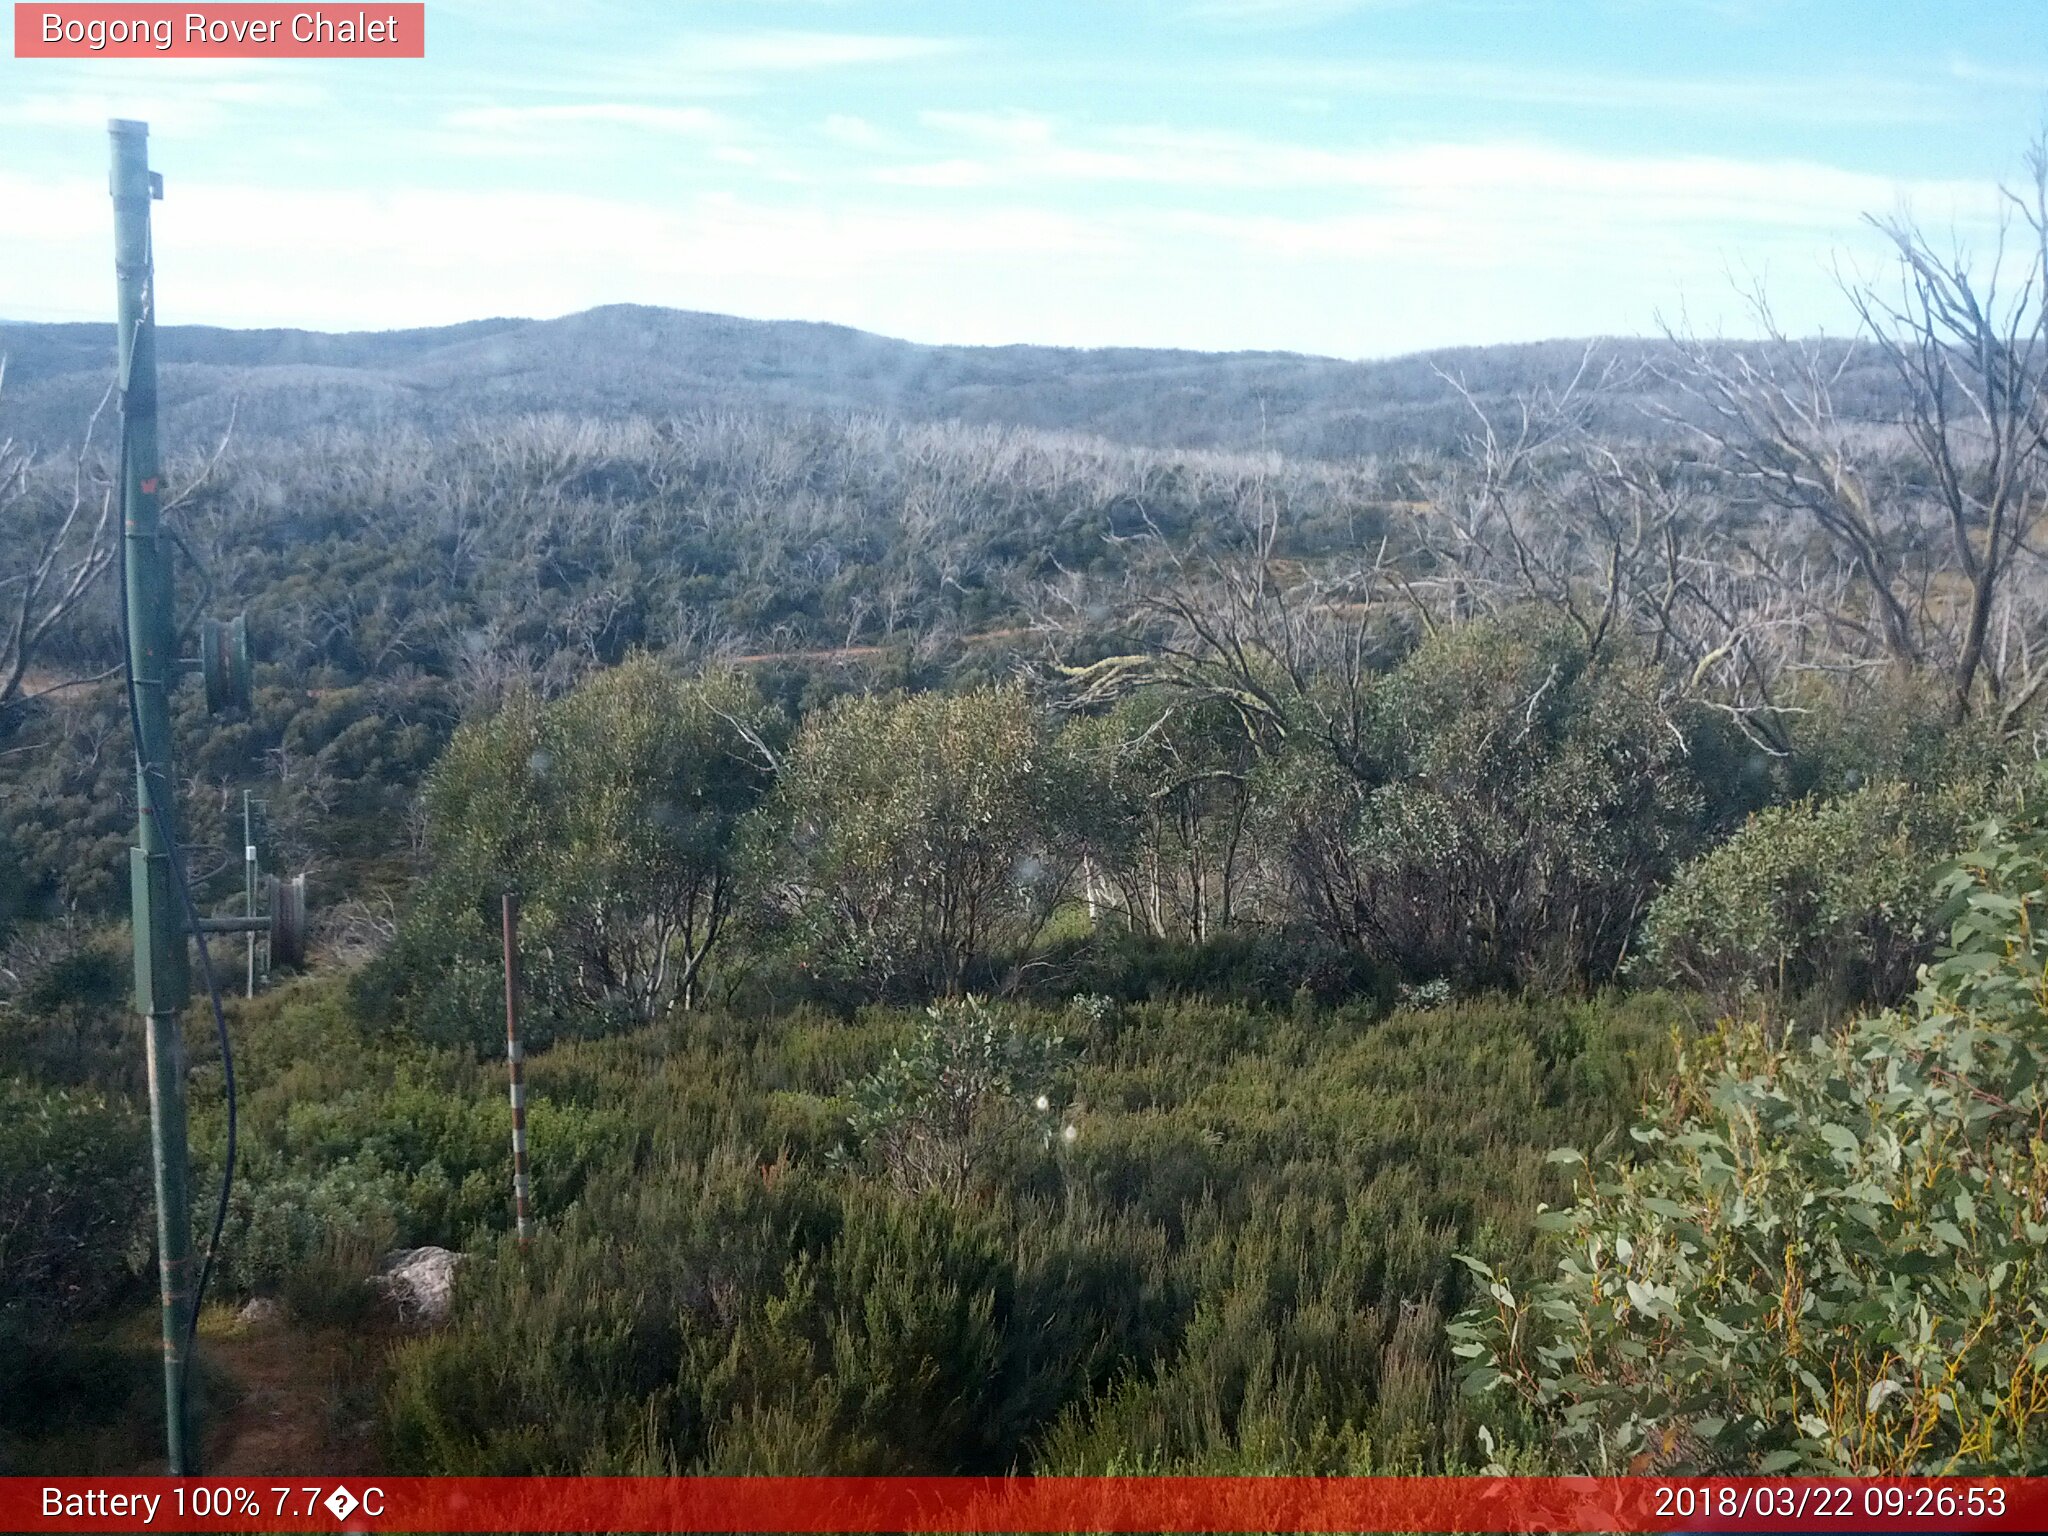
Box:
115;385;238;1441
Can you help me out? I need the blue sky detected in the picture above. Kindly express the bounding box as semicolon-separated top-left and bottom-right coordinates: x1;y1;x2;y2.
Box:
3;0;2043;355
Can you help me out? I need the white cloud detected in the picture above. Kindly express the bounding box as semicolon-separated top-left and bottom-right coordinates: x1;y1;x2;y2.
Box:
883;117;2000;237
822;113;888;148
680;31;965;73
920;111;1057;150
482;29;974;101
874;158;998;188
1188;0;1421;25
1225;58;1960;127
0;170;1116;333
1945;55;2048;92
0;120;2003;357
0;79;324;135
443;104;734;135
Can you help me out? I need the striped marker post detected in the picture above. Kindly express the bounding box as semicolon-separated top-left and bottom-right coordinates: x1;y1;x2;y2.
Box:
501;891;533;1251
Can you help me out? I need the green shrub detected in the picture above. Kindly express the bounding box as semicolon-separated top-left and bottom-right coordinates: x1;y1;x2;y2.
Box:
183;980;633;1300
213;1162;406;1298
1058;691;1264;946
0;928;139;1094
0;1078;149;1410
280;1226;390;1330
749;687;1082;999
1267;615;1714;986
841;997;1066;1198
0;1079;148;1328
383;1155;847;1473
1632;776;1997;1008
1453;798;2048;1473
0;821;26;945
1033;927;1384;1010
1779;671;2009;804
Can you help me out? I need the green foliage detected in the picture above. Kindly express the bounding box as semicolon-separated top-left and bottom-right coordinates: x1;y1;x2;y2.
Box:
1779;670;2010;803
17;940;125;1017
14;306;2048;1480
374;658;774;1048
383;1159;1030;1475
0;930;137;1093
0;821;26;945
842;997;1066;1197
184;981;633;1298
0;672;452;927
1271;615;1711;985
1061;692;1262;943
1633;777;1997;1008
1032;927;1383;1010
755;687;1079;997
379;983;1678;1474
0;1079;148;1352
1452;797;2048;1473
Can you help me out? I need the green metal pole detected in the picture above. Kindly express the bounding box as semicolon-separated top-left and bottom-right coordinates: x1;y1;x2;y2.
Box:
112;117;195;1477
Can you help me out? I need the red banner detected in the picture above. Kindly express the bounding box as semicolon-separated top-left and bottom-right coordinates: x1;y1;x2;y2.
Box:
4;1476;2046;1533
13;4;424;58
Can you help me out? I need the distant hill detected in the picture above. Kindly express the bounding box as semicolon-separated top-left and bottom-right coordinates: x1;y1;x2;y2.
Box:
0;304;1904;459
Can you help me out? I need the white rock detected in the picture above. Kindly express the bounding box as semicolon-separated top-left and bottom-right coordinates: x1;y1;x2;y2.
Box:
236;1296;284;1329
372;1246;464;1327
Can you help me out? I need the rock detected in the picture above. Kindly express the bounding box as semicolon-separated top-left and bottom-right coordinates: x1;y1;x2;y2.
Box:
371;1246;464;1327
236;1296;284;1330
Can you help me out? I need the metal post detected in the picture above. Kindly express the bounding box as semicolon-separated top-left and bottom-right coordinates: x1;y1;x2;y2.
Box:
112;117;194;1476
243;791;257;999
502;893;532;1250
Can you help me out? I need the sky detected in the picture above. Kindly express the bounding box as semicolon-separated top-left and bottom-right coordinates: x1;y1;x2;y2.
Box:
2;0;2044;357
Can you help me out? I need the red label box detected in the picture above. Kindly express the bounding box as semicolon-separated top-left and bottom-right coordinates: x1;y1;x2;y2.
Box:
14;3;424;57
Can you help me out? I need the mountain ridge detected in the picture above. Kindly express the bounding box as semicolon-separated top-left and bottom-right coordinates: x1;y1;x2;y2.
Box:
0;303;1896;459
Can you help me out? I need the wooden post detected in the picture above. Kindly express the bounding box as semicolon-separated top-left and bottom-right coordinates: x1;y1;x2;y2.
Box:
501;892;532;1250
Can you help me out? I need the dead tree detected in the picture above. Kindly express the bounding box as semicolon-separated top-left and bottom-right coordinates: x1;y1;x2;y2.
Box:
1659;134;2048;729
1850;139;2048;723
2;372;237;726
1058;462;1404;788
0;375;118;720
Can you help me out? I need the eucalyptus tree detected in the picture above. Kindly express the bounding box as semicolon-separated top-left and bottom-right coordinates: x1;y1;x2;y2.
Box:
755;686;1081;997
384;656;776;1045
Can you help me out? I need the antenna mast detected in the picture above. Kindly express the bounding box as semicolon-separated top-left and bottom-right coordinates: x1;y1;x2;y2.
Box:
112;119;293;1475
110;116;197;1475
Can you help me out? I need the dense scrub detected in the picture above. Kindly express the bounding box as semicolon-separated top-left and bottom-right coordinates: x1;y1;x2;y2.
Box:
1632;775;2005;1011
372;987;1680;1473
3;589;2026;1472
0;410;1403;948
361;618;1755;1050
0;959;1683;1471
1457;799;2048;1472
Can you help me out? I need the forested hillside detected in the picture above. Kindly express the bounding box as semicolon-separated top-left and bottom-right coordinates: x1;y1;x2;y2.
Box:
6;149;2048;1478
0;305;1913;459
